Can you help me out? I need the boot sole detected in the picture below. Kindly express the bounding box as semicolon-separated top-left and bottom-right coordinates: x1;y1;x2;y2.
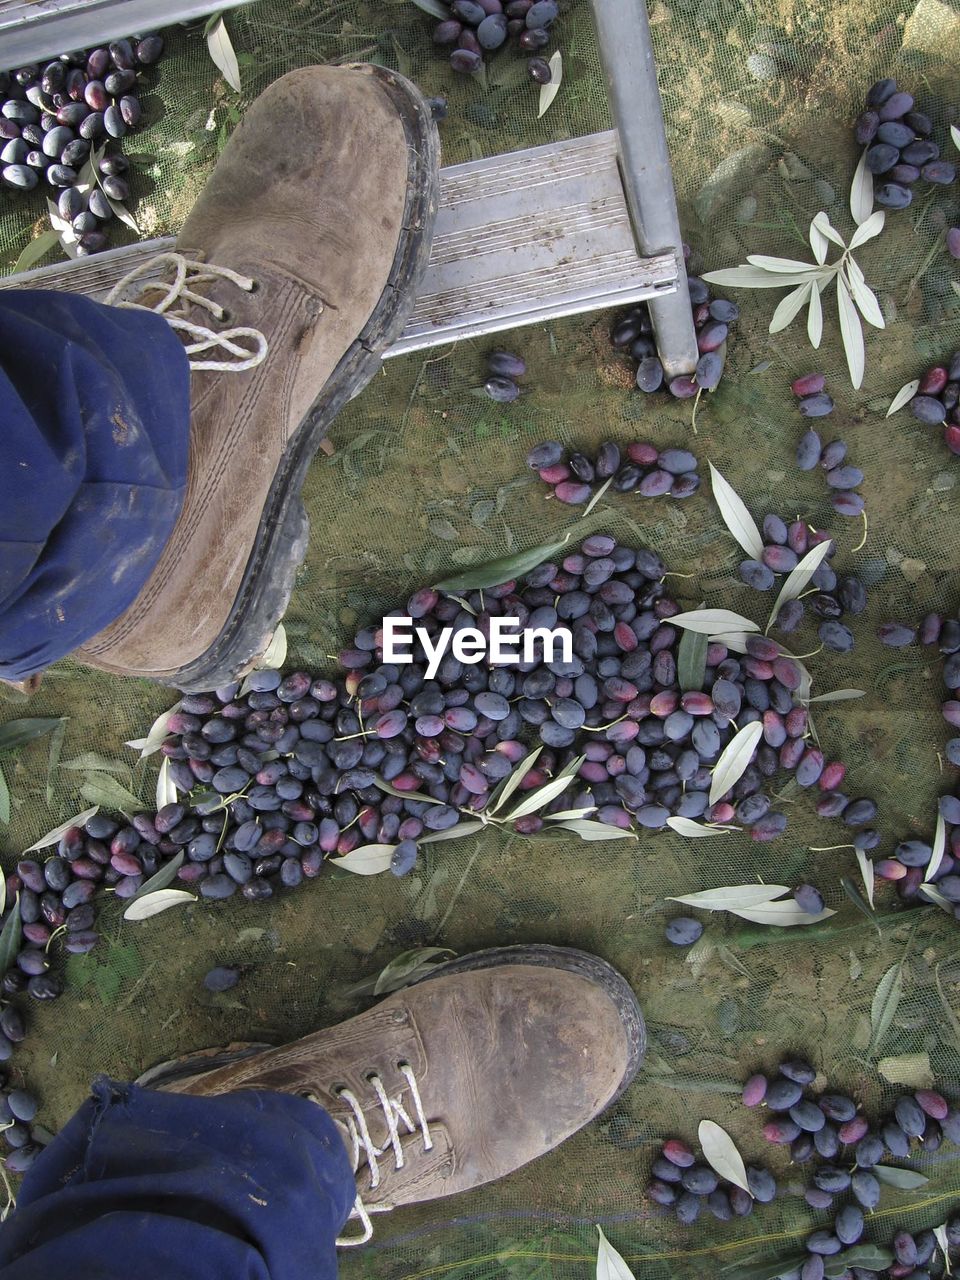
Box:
169;65;441;692
136;945;644;1106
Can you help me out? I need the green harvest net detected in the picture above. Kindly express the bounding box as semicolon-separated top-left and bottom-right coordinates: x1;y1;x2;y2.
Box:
2;1;960;1277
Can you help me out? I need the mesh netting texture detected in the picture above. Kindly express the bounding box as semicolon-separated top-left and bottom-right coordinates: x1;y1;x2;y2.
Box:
2;1;960;1278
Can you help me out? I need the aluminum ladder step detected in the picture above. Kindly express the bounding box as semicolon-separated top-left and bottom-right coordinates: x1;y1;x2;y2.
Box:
0;130;679;355
0;0;258;69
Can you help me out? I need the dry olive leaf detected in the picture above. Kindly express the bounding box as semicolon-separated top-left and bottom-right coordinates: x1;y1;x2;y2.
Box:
670;609;759;636
537;50;563;119
80;775;143;813
258;623;287;670
767;541;833;631
126;700;182;758
23;805;99;853
844;257;884;329
668;884;790;911
807;689;866;703
553;820;637;841
373;947;454;995
876;1051;933;1089
596;1226;637;1280
488;745;543;814
418;821;486;845
206;13;242;92
506;763;581;821
836;274;865;390
0;717;64;754
769;280;813;333
886;379;920;417
708;463;764;560
807;279;823;347
729;901;836;926
709;721;763;804
123;888;196;921
0;764;8;827
698;1119;751;1194
850;148;874;226
156;755;177;811
666;817;737;838
855;846;876;909
870;961;904;1051
330;845;395;875
925;811;947;884
128;851;185;903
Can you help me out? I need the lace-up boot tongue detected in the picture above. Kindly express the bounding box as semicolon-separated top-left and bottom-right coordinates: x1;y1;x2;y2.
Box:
76;63;439;689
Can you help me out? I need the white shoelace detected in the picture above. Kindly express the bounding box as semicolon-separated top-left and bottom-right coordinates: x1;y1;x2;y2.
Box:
307;1064;434;1248
104;251;269;372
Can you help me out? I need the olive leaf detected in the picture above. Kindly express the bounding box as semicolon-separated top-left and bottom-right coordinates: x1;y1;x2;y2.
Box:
670;609;759;636
595;1226;637;1280
0;903;22;976
257;623;286;670
920;882;955;915
545;806;597;821
678;629;708;692
418;821;486;845
123;888;197;921
407;0;449;17
870;961;904;1052
698;1120;751;1195
155;756;177;811
128;851;185;903
724;1254;809;1280
22;805;99;853
953;124;960;152
708;463;764;560
807;689;866;703
843;877;880;934
0;717;65;754
206;13;242;91
836;274;865;390
924;812;946;884
709;721;763;804
807;278;823;347
45;717;67;806
668;884;790;911
487;745;543;815
844;256;885;329
79;775;144;812
60;753;131;778
374;778;444;805
824;1246;891;1278
505;760;582;821
433;537;569;593
0;765;8;826
849;150;875;227
728;900;835;926
870;1162;931;1187
12;229;61;274
877;1052;934;1088
766;540;833;631
886;379;920;417
373;947;454;996
809;216;829;265
552;820;637;841
666;817;737;838
855;846;875;909
769;279;813;333
746;254;822;273
330;845;395;875
126;700;182;758
583;473;613;517
536;52;563;121
933;1224;952;1274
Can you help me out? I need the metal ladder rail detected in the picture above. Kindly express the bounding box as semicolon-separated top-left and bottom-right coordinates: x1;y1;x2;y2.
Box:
0;0;258;68
592;0;698;377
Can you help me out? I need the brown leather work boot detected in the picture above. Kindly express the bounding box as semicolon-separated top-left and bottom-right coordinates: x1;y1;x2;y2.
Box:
140;946;645;1245
76;64;439;691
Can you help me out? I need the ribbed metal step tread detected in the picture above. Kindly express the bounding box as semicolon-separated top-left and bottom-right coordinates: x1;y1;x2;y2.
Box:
0;130;679;355
0;0;258;68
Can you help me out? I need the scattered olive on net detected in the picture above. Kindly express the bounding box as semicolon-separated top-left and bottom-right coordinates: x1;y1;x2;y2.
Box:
482;349;525;401
2;36;163;254
526;439;702;505
665;917;703;946
612;271;739;397
426;0;560;83
854;79;955;216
